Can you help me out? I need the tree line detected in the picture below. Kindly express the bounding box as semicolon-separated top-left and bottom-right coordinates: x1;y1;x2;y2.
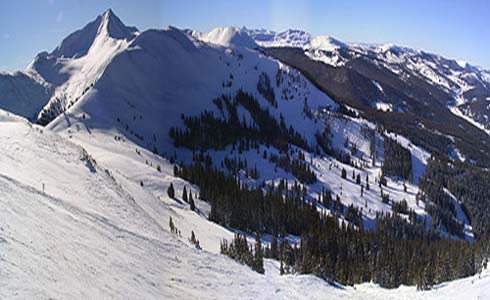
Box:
174;155;490;289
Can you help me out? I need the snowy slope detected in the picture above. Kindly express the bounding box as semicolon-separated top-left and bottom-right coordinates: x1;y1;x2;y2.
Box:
41;11;472;238
191;26;258;49
0;110;488;299
254;29;490;130
45;24;389;233
0;71;52;120
48;25;336;160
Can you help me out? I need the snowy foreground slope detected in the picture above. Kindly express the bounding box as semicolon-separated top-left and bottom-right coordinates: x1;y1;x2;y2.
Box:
1;110;490;300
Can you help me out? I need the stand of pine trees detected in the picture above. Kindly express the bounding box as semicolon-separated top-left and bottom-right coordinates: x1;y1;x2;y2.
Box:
174;157;490;289
169;90;310;153
264;213;490;290
419;153;490;238
269;152;316;184
257;72;277;107
221;232;264;274
382;137;412;182
175;158;318;235
166;86;490;290
315;129;351;165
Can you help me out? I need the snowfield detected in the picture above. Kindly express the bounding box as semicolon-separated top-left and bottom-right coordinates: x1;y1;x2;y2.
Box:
1;109;490;299
1;105;489;299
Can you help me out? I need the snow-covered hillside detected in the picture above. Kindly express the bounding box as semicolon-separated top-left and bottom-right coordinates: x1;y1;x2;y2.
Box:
42;16;464;238
0;108;488;299
190;26;258;49
0;71;51;121
251;28;490;131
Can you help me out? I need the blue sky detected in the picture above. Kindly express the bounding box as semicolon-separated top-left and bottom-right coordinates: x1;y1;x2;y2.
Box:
1;0;489;71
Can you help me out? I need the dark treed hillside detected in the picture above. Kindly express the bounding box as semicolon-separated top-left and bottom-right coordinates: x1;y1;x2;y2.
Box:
264;47;490;167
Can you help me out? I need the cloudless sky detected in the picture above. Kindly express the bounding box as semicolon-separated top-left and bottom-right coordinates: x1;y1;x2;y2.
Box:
1;0;489;71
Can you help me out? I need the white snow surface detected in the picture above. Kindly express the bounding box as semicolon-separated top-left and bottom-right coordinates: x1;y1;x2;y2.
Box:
375;101;393;112
191;26;258;49
0;71;52;120
256;29;345;52
0;108;488;299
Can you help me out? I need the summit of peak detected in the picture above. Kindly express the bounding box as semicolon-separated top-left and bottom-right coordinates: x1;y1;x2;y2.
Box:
98;8;138;40
102;8;114;17
194;26;257;49
49;9;137;59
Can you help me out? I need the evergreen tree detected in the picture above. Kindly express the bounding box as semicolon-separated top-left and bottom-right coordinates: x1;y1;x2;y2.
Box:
270;232;278;259
183;186;188;202
189;230;201;249
253;232;265;274
189;192;196;211
169;216;175;233
167;183;175;199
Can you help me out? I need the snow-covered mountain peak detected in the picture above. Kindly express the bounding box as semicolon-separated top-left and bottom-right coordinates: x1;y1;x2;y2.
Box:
256;29;346;52
98;8;138;40
193;26;258;49
49;9;137;59
19;9;139;125
130;27;199;56
310;35;346;51
241;27;276;42
261;29;313;48
362;43;418;57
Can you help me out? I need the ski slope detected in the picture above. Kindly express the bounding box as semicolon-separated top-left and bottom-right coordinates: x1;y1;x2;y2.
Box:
1;110;489;299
